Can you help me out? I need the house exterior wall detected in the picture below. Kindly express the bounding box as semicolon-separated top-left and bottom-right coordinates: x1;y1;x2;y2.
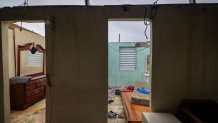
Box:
108;42;150;87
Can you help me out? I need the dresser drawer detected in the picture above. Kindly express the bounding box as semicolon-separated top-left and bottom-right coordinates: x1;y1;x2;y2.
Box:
25;84;37;91
26;87;44;97
25;80;37;86
26;92;44;104
37;80;46;87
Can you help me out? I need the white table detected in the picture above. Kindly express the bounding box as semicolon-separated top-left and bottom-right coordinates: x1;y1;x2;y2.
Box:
142;112;181;123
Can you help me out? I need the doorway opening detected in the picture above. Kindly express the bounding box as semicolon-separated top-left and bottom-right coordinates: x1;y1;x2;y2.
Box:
1;21;46;123
107;19;152;123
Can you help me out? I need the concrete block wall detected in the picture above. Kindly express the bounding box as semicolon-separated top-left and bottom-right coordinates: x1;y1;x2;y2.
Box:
0;5;218;123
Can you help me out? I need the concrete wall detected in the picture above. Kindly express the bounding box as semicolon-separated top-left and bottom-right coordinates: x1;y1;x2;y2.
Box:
0;5;218;123
151;7;218;113
1;22;10;123
108;42;150;87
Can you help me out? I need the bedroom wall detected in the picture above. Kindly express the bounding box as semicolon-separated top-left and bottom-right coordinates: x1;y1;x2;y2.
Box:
0;5;218;123
14;28;45;75
8;29;15;78
7;27;45;77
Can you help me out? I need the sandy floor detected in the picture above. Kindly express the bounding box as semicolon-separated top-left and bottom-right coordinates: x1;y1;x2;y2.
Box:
10;99;46;123
108;93;126;123
10;93;125;123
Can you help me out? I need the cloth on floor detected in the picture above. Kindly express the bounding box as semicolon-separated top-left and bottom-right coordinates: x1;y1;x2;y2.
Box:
127;86;134;90
136;87;150;94
120;88;134;92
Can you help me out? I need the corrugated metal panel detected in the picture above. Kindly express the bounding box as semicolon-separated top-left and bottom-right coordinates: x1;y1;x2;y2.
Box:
25;51;42;67
119;47;136;70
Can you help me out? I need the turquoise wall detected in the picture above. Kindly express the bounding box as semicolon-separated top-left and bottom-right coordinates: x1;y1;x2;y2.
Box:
108;42;150;87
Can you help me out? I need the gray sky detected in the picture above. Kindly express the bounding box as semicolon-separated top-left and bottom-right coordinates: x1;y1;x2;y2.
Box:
7;0;218;40
16;21;150;42
15;22;45;36
109;21;150;42
1;0;217;7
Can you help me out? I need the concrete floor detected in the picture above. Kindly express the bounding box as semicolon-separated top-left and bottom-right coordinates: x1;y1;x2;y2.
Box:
10;99;45;123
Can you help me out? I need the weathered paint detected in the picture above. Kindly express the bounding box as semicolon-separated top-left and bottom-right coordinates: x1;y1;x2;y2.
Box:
108;42;150;87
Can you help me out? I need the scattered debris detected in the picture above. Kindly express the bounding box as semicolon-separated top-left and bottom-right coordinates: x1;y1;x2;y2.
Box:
108;88;116;97
108;111;125;119
108;111;117;119
108;100;114;104
115;89;121;95
118;114;125;119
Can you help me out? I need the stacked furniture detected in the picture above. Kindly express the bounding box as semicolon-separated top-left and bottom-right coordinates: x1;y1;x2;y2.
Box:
121;91;150;123
10;74;46;110
121;81;151;123
131;81;150;106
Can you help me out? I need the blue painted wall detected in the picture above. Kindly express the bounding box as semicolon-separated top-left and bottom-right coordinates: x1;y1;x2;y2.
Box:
108;42;150;87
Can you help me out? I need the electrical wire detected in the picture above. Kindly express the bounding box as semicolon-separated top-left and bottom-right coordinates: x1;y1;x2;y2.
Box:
144;0;159;39
19;0;29;31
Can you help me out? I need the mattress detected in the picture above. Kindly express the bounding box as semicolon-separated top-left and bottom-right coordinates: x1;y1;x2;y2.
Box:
131;81;150;106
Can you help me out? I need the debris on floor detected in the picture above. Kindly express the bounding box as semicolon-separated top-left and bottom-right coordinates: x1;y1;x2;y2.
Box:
108;99;114;104
108;87;126;123
10;99;45;123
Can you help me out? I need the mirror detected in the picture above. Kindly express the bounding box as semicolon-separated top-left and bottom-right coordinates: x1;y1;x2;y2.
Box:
17;43;45;76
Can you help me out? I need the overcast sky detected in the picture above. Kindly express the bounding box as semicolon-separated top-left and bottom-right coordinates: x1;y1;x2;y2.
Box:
1;0;218;7
15;21;149;42
8;0;218;41
15;22;45;36
109;21;150;42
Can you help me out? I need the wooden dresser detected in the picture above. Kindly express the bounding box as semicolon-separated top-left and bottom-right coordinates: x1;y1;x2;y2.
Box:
10;74;46;110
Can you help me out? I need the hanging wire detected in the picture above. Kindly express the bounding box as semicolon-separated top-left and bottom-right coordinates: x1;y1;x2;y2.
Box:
19;0;29;31
144;0;159;39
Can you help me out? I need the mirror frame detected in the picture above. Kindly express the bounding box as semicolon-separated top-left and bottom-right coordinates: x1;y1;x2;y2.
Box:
17;43;45;76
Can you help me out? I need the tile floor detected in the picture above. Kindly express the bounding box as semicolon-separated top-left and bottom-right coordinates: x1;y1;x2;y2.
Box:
10;99;45;123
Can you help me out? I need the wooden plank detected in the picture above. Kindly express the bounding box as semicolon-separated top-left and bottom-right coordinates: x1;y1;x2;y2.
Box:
121;92;150;123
